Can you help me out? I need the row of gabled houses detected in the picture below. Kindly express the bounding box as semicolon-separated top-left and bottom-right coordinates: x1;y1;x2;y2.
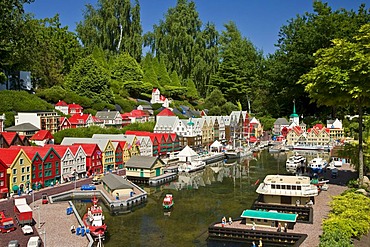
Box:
272;103;345;145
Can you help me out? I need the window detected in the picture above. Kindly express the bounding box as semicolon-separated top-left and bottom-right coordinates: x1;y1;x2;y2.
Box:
39;172;42;178
32;174;35;179
56;169;59;175
21;175;25;182
0;172;3;178
26;175;30;180
50;154;54;159
21;167;25;173
26;167;30;173
39;164;42;170
56;161;59;167
13;177;17;183
32;165;35;171
13;169;17;175
20;158;24;165
0;181;3;186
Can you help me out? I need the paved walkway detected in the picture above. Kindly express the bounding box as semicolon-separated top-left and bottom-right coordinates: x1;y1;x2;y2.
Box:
30;200;89;247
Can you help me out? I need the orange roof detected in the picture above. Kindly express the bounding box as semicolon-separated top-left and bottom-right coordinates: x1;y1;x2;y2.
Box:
55;100;68;106
0;132;17;145
0;148;22;166
30;130;54;141
157;108;175;116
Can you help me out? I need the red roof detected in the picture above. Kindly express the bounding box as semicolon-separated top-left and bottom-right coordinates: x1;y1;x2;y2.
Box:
0;148;22;166
68;103;83;110
112;141;127;150
76;144;100;156
92;116;103;123
130;109;148;117
9;146;53;160
68;114;89;124
45;145;70;157
30;130;54;141
55;100;68;106
157;108;175;116
1;132;17;145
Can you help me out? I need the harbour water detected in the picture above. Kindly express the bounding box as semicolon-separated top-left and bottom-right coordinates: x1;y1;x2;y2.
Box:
74;150;330;247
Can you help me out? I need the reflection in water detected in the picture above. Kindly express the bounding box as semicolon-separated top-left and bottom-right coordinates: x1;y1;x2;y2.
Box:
74;150;303;247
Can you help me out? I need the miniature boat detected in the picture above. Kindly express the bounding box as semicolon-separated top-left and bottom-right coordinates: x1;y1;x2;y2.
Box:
285;153;306;172
308;157;327;173
163;194;174;209
83;196;107;239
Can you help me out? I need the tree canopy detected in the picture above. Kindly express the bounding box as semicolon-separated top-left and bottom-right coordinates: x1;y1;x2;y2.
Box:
299;24;370;184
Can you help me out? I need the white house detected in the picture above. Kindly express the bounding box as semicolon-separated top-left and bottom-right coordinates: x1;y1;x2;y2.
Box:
150;88;170;108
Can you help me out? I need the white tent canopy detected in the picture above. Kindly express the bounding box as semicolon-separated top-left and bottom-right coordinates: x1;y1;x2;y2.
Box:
210;140;223;148
177;145;198;162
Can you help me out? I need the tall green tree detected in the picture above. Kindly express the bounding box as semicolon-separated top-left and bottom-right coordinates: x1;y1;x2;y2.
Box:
76;0;142;61
111;53;143;83
211;21;262;109
21;15;82;88
157;59;171;87
299;24;370;185
144;0;219;96
65;55;113;104
170;71;181;87
269;1;370;118
0;0;34;83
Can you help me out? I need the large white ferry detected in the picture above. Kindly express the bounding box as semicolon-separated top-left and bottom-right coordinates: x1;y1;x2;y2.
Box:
256;175;318;205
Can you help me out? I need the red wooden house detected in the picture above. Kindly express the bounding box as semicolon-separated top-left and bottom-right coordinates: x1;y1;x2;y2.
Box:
0;132;25;148
9;146;61;189
30;130;54;146
76;144;103;176
68;103;83;115
0;159;8;198
112;141;124;170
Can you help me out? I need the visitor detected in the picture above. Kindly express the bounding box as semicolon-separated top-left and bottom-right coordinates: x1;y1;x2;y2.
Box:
277;223;282;232
258;239;263;247
221;216;226;227
70;225;76;234
252;241;256;247
252;221;256;230
228;216;233;225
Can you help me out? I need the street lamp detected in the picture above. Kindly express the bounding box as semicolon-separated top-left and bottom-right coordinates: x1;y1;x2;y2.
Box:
34;206;40;229
40;228;46;247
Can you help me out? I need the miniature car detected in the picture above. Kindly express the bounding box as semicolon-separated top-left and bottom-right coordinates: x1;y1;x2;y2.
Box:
22;225;34;235
81;184;96;191
8;240;19;247
41;193;48;204
27;236;41;247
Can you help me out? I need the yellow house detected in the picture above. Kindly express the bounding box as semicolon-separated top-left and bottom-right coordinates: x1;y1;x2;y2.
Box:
100;140;115;171
125;156;164;183
101;173;134;198
201;117;212;146
0;148;32;194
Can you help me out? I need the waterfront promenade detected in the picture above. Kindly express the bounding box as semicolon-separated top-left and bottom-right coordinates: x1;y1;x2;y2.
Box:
214;163;365;247
0;177;91;247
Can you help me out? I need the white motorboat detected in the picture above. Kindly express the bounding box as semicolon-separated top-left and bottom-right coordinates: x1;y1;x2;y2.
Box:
285;154;306;171
308;157;327;173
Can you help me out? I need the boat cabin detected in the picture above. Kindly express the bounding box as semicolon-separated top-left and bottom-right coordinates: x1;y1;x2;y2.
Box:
256;175;318;205
241;209;298;230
